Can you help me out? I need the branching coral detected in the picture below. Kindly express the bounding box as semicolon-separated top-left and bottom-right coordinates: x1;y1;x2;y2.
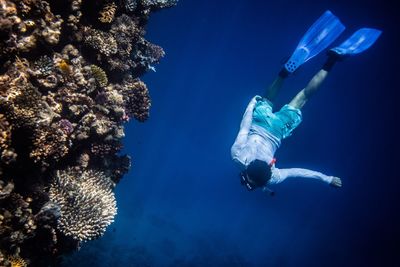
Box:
0;114;11;151
121;77;151;122
0;188;37;256
0;0;177;265
123;0;137;12
7;255;27;267
105;14;141;71
99;2;117;23
0;180;14;200
30;124;70;165
0;0;20;30
0;0;63;54
49;169;117;242
66;0;83;30
38;1;63;45
0;114;16;164
83;26;118;56
90;141;122;157
141;0;177;8
132;38;165;72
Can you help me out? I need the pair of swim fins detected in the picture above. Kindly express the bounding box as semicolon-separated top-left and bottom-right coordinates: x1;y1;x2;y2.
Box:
284;10;382;73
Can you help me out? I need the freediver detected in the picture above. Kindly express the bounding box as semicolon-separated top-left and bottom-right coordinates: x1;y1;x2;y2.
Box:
231;10;381;195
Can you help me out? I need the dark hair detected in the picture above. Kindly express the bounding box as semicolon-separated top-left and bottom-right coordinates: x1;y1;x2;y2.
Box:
245;159;272;188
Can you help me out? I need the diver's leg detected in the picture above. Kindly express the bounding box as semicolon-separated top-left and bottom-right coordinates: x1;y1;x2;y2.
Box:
288;56;337;109
288;69;329;109
265;70;289;102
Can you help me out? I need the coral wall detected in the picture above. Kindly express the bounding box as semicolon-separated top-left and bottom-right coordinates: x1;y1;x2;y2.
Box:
0;0;176;265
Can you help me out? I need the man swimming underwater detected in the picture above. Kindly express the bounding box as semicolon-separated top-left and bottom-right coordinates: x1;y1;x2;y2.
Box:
231;10;381;194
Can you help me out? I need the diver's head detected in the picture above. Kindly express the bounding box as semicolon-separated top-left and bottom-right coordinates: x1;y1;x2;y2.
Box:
240;159;272;190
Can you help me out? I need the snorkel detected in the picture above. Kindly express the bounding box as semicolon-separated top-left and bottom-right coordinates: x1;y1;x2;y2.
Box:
239;158;276;196
240;159;276;195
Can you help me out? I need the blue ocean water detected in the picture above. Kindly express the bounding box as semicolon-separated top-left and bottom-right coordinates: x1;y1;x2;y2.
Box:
62;0;399;266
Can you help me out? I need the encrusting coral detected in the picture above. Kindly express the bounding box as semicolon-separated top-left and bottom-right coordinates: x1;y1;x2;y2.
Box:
0;0;176;265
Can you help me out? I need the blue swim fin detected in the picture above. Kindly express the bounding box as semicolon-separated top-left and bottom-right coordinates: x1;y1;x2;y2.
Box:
284;10;345;73
330;28;382;56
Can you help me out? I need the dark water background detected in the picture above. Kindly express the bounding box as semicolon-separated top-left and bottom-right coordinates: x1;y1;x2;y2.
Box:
62;0;399;266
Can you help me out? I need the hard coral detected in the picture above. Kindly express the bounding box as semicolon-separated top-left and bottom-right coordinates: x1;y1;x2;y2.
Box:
83;26;118;56
49;169;117;242
90;64;108;87
121;77;151;122
0;114;16;164
30;124;70;165
7;255;27;267
140;0;178;10
123;0;137;12
99;2;117;23
32;55;54;76
39;1;63;45
105;14;141;71
66;0;83;30
0;190;36;256
0;114;11;151
132;37;165;72
0;0;20;30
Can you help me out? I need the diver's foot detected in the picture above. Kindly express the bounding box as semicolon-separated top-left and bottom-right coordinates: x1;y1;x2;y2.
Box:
322;51;343;71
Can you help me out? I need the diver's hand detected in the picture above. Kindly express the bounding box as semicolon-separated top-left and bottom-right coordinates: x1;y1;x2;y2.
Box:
249;95;262;107
254;95;262;102
330;177;342;188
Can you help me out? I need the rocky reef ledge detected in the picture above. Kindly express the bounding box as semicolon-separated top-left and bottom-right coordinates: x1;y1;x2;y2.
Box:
0;0;176;265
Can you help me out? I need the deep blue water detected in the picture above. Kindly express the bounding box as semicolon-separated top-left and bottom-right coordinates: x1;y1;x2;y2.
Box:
62;0;399;266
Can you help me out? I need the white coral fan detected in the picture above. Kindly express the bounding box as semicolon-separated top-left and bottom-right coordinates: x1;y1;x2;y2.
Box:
49;168;117;242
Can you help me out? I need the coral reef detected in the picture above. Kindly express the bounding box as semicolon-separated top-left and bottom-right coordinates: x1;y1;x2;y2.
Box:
0;0;176;265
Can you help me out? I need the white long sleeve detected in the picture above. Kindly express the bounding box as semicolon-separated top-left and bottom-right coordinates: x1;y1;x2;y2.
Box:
269;167;333;185
231;96;259;159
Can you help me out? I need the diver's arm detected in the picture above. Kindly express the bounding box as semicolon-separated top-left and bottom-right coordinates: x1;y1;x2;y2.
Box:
240;96;260;130
231;96;260;157
269;168;342;187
